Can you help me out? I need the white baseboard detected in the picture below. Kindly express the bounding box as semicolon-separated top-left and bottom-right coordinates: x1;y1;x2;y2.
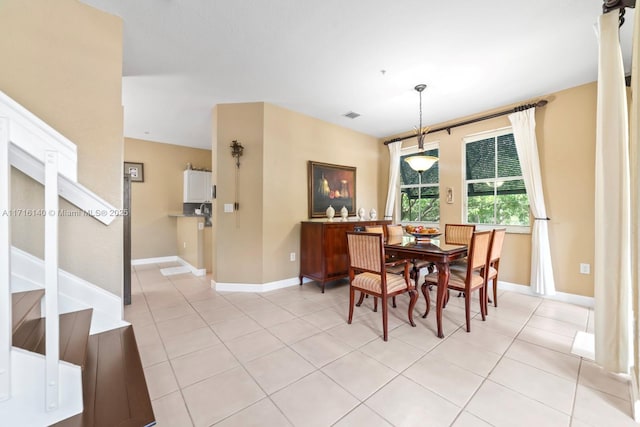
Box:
215;277;312;293
498;280;594;308
160;266;191;276
178;258;206;277
132;255;178;266
630;367;640;422
134;255;206;277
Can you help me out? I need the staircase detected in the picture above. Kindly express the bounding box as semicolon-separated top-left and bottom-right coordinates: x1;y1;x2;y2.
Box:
10;290;154;427
0;91;155;426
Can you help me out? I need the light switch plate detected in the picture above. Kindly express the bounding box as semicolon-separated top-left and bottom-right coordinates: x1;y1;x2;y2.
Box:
224;203;234;213
580;263;590;274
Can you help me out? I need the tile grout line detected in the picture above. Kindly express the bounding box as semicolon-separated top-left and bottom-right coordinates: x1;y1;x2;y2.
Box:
446;295;544;426
133;266;608;426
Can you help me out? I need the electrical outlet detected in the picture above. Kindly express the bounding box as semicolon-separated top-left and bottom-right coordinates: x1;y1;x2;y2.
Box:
580;263;590;274
290;252;296;262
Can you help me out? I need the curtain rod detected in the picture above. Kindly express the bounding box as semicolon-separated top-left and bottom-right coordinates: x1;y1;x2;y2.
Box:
382;100;548;146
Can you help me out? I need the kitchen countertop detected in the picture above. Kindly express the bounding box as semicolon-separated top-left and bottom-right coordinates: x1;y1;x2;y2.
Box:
168;213;209;217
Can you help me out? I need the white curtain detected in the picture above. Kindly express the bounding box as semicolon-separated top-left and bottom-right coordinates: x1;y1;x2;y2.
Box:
384;142;402;220
594;11;632;374
509;108;556;295
630;6;640;418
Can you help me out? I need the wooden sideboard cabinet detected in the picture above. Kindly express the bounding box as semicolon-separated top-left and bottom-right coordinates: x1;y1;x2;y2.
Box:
299;220;391;292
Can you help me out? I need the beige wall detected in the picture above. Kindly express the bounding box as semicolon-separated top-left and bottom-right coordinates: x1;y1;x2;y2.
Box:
380;82;598;297
213;102;381;285
212;103;264;284
176;217;204;269
124;138;211;260
0;0;124;295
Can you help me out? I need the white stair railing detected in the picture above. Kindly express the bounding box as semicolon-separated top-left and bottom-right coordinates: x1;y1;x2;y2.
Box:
0;118;10;403
0;91;118;417
44;151;60;411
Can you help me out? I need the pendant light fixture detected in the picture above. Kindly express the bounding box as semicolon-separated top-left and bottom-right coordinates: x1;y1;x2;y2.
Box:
404;84;439;172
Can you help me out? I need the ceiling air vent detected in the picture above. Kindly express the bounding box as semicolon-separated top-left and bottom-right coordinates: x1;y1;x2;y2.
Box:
343;111;360;119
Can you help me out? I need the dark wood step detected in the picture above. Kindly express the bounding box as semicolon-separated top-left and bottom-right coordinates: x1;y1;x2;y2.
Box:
52;325;156;427
12;308;93;369
11;289;44;334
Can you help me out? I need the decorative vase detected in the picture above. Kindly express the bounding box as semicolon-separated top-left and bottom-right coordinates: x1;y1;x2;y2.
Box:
358;207;366;221
340;206;348;221
369;208;377;220
326;205;335;222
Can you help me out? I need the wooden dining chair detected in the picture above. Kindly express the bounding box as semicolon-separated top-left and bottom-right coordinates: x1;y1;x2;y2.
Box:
444;223;476;247
441;223;476;295
346;232;417;341
422;230;492;332
485;228;506;309
385;224;403;245
364;225;402;309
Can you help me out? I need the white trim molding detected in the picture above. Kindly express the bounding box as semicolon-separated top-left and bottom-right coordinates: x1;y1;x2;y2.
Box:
132;256;179;266
497;280;594;308
215;277;312;293
9;144;117;226
134;256;206;277
0;90;77;182
10;247;125;333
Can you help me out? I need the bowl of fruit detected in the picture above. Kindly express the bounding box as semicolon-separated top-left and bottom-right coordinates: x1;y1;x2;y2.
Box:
404;225;441;241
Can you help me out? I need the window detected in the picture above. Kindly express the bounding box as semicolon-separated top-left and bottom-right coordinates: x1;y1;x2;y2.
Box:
399;145;439;223
464;129;530;228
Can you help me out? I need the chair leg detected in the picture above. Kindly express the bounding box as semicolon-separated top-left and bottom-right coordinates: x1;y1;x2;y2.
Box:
356;292;365;307
420;282;431;318
493;276;498;307
382;296;389;341
408;290;417;327
479;286;486;321
348;286;355;324
373;296;378;312
483;283;489;317
392;296;397;308
464;291;471;332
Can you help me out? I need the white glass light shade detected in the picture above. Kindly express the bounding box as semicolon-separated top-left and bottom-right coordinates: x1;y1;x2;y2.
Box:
404;155;438;172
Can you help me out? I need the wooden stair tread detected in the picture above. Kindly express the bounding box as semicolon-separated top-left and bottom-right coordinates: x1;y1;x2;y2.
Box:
11;289;44;334
12;308;93;369
53;325;156;427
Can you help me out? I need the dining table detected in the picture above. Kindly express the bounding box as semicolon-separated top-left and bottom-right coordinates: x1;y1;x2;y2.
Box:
384;235;467;338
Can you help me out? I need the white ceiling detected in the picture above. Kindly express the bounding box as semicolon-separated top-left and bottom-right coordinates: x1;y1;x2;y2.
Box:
80;0;635;150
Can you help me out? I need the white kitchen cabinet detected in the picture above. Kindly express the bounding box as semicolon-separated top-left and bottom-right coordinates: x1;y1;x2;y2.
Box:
183;170;212;203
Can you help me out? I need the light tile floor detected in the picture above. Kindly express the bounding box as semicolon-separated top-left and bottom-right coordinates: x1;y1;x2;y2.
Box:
127;263;638;427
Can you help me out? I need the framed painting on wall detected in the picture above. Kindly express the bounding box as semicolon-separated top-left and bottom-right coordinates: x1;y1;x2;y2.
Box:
124;161;144;182
308;161;356;218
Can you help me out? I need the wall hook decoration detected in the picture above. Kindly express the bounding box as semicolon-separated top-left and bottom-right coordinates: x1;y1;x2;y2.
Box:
230;140;244;168
230;140;244;211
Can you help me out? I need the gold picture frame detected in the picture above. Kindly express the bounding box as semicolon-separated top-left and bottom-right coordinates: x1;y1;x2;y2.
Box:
308;161;356;218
